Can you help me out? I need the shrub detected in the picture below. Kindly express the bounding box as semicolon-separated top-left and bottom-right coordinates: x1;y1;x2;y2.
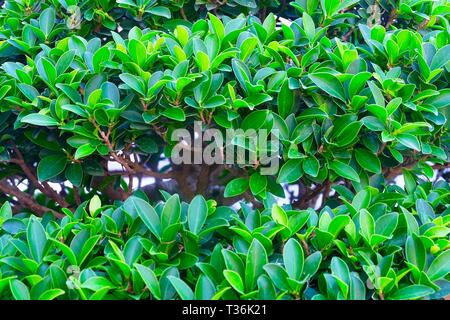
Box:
0;0;449;300
1;184;449;300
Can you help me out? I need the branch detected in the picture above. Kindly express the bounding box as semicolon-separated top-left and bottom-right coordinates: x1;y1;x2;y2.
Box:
94;122;174;180
384;9;397;29
173;165;195;200
196;165;210;195
0;180;63;218
342;28;354;42
10;146;70;208
180;7;187;20
383;153;450;180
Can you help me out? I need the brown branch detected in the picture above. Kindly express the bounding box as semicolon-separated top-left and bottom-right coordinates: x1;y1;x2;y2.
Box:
129;162;174;179
91;176;127;201
0;180;63;218
196;165;210;195
243;190;262;209
173;165;195;200
127;173;134;197
383;155;449;180
417;18;430;30
377;142;387;156
295;183;326;209
11;146;70;208
180;7;187;20
321;180;331;207
73;186;81;206
385;9;397;29
94;122;173;180
383;156;425;179
342;28;354;42
300;238;310;256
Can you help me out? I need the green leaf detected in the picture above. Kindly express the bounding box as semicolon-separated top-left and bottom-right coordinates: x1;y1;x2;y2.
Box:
303;251;322;279
223;270;245;294
240;37;258;61
406;234;426;271
9;279;30;300
303;156;320;177
37;155;67;181
127;196;162;240
119;73;145;95
416;199;435;224
38;289;65;300
368;81;385;107
128;39;147;67
161;108;185;121
161;194;181;229
308;73;345;101
65;163;83;187
203;96;226;108
245;239;267;292
135;264;161;299
349;274;366;300
331;257;350;285
283;238;304;280
329;161;360;182
78;235;100;266
74;144;96;160
334;121;363;147
375;213;398;238
167;276;194;300
18;84;39;101
278;79;294;118
396;133;421;151
208;13;225;40
224;178;248;198
195;275;216;300
188;195;208;235
81;277;114;291
430;44;450;70
348;72;371;97
328;215;351;237
196;51;211;72
249;172;267;196
321;0;341;16
302;12;315;40
427;250;450;281
354;148;381;174
89;195;101;216
148;6;171;18
386;97;402;115
272;204;288;226
51;239;78;266
263;264;290;291
39;7;55;37
0;201;13;220
21;114;59;126
38;58;57;84
277;159;303;183
241;110;270;131
56;50;75;75
27;217;47;263
359;209;375;242
257;274;276;300
389;285;434;300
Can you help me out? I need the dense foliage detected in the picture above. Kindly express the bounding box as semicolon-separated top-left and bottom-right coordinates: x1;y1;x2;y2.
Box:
0;0;449;300
1;182;449;300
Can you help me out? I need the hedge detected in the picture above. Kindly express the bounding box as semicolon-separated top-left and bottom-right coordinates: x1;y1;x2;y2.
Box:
0;0;449;300
1;182;449;300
